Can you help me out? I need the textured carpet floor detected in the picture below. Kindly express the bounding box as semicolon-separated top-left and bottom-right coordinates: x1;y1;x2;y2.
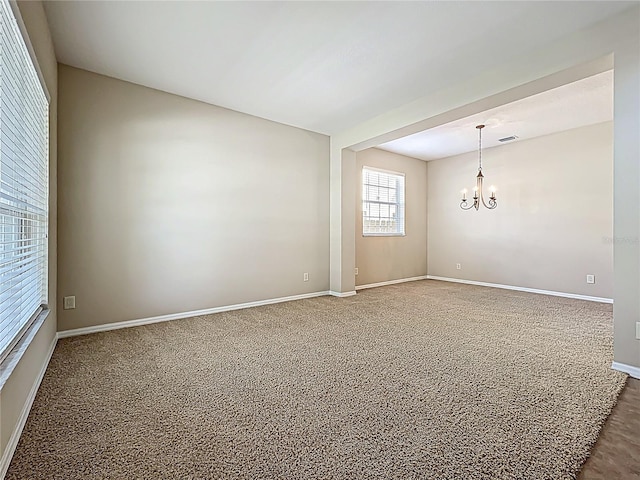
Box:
7;280;626;479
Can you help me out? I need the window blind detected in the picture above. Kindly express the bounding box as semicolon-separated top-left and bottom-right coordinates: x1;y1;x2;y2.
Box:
0;0;49;363
362;167;405;236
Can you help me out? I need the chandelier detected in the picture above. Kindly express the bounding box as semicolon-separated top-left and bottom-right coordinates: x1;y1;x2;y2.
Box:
460;124;497;211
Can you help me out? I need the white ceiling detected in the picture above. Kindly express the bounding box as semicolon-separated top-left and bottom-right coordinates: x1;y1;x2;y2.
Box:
378;70;613;161
43;1;632;135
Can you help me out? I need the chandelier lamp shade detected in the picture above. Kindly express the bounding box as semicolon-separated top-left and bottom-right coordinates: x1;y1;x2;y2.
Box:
460;124;497;211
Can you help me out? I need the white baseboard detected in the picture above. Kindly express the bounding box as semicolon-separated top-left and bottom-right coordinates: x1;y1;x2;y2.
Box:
329;290;357;298
426;276;613;304
58;291;331;339
612;361;640;379
0;335;57;480
356;276;428;291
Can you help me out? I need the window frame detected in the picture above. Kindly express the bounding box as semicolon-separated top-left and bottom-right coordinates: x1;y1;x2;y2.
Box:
361;166;406;237
0;0;50;366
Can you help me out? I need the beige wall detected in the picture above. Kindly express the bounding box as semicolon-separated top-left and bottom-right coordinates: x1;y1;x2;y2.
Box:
355;148;427;286
0;0;57;466
427;122;613;298
57;65;329;332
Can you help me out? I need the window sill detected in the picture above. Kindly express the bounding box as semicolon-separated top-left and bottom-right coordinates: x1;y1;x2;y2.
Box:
363;233;406;237
0;309;51;390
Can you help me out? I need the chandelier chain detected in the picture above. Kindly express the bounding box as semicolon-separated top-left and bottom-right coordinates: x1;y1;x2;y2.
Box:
478;125;482;171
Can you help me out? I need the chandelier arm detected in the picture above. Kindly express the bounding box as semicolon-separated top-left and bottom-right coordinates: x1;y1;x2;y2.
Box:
480;194;497;209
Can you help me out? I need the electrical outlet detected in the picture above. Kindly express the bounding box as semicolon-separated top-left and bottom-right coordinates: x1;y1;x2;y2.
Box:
63;296;76;310
636;322;640;340
586;274;595;284
303;272;309;282
355;268;359;275
456;263;461;270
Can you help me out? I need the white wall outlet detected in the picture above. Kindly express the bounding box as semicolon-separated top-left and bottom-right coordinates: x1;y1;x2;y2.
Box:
355;267;359;275
586;274;595;284
456;263;461;270
63;295;76;310
303;272;309;282
636;322;640;340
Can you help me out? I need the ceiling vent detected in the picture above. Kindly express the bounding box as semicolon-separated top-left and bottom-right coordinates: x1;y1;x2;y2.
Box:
498;135;518;143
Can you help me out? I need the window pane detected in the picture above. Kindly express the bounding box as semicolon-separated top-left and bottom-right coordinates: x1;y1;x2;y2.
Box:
362;168;405;236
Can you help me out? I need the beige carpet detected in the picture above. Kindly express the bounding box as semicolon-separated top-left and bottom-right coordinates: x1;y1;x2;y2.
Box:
7;280;626;479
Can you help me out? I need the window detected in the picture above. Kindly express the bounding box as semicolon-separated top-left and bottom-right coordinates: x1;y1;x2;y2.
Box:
0;0;49;363
362;167;405;236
